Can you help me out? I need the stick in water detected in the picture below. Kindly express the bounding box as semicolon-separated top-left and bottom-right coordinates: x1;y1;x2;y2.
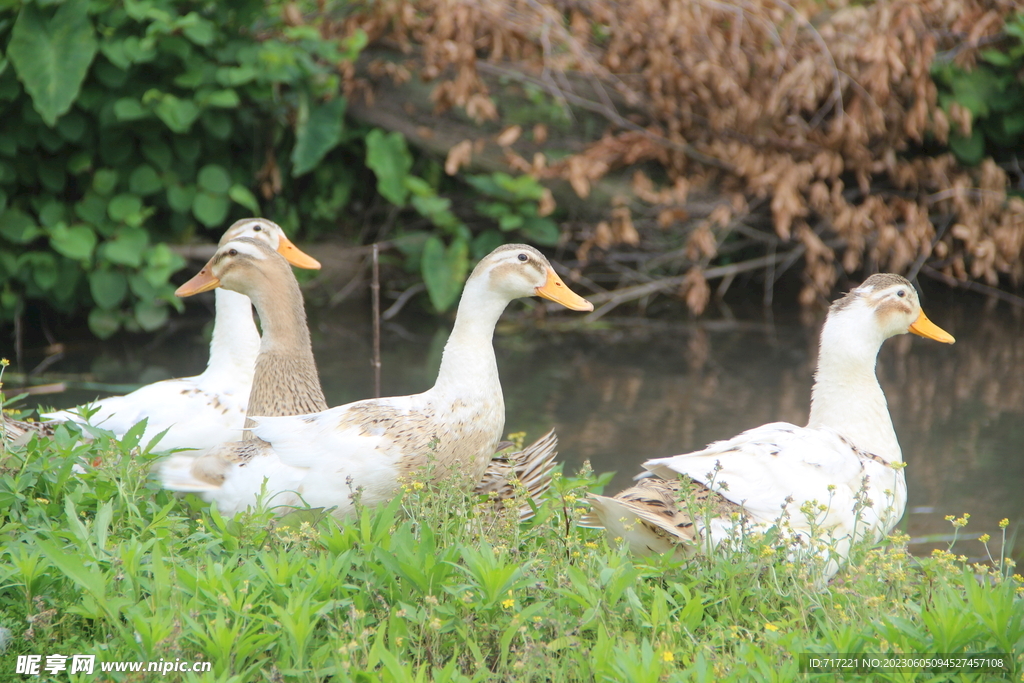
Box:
371;243;381;398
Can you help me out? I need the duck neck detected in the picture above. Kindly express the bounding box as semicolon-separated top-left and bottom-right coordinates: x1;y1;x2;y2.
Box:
243;272;325;424
807;313;902;462
431;278;506;396
202;288;260;383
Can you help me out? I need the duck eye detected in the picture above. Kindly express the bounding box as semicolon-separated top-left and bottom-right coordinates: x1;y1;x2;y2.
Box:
896;289;905;298
253;225;262;231
517;253;528;262
228;249;238;256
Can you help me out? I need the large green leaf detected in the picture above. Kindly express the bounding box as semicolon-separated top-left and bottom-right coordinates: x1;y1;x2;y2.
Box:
18;252;58;291
89;269;127;309
519;216;561;246
421;235;469;312
8;0;98;126
49;223;96;261
292;97;346;177
129;165;162;196
102;227;149;267
192;191;229;227
107;193;143;223
365;128;412;205
0;209;41;244
197;164;231;194
228;184;260;213
147;92;199;133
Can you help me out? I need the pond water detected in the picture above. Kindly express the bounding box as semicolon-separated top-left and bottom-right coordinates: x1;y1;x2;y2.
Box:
22;281;1024;564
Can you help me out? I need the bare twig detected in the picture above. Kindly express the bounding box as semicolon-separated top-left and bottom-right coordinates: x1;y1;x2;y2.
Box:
382;282;426;321
371;243;381;398
578;247;807;321
920;265;1024;309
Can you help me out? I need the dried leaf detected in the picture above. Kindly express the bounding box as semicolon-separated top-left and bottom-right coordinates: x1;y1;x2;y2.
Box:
445;139;473;176
496;125;522;147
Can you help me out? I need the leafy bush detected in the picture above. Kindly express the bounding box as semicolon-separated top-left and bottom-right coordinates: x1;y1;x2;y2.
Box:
364;130;562;312
0;0;364;337
934;13;1024;166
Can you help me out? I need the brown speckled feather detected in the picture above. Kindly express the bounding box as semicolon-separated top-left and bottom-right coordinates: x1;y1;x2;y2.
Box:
475;428;558;521
581;476;743;555
2;416;58;445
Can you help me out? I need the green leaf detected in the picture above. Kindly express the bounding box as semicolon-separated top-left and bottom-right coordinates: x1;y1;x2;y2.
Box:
228;184;260;213
365;128;412;205
113;98;150;122
102;227;149;267
215;65;257;87
149;92;199;133
143;243;185;287
67;151;92;175
88;307;120;338
0;208;41;244
107;193;143;223
141;140;172;171
38;201;66;228
192;191;229;227
200;89;240;108
7;0;98;126
129;165;163;196
179;13;215;46
19;252;58;291
89;269;127;309
421;235;469;312
167;185;196;214
75;192;109;227
949;129;985;166
980;49;1014;67
197;164;231;194
133;300;168;331
92;169;118;195
49;223;96;261
100;38;132;70
471;229;505;260
292;97;346;177
519;216;561;246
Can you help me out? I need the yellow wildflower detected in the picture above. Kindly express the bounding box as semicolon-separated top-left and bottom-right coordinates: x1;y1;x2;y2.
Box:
502;599;514;609
661;651;675;662
764;622;779;632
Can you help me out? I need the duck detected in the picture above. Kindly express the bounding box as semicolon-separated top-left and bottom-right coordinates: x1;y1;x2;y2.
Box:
160;242;591;518
41;218;321;451
581;273;955;577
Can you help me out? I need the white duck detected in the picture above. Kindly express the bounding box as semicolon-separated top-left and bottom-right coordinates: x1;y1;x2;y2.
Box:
161;242;592;517
582;274;955;577
42;218;320;451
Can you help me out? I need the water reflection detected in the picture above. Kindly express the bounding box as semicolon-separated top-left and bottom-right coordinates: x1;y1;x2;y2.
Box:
31;289;1024;563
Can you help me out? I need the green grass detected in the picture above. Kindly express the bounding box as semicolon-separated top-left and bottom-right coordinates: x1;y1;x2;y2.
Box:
0;417;1021;682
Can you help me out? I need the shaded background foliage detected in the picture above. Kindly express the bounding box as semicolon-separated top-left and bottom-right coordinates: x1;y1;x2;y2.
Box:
2;0;1024;343
0;0;369;339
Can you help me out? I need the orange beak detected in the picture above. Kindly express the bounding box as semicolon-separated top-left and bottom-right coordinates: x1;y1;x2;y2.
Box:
175;259;220;297
909;311;955;344
277;235;321;269
534;268;593;312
